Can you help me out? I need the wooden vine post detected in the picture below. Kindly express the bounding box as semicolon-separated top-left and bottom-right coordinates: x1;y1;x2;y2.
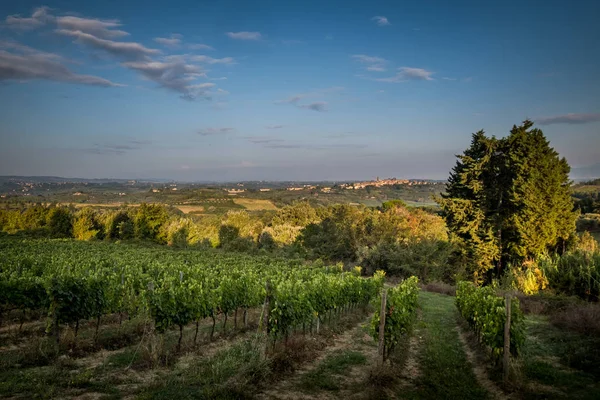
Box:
378;288;388;366
261;281;272;358
503;292;512;385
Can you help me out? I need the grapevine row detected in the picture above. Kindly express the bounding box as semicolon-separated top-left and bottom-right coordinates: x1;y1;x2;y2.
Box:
455;281;525;359
370;276;419;361
0;238;383;346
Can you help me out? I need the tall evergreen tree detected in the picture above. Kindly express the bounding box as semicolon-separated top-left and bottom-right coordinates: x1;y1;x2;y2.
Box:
437;121;578;282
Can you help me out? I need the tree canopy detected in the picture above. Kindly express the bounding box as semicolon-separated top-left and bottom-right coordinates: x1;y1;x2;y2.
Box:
437;120;578;282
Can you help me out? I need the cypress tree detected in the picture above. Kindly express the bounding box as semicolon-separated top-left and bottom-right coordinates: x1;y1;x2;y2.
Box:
437;120;578;282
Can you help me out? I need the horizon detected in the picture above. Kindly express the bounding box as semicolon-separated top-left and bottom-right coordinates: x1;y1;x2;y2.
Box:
1;0;599;181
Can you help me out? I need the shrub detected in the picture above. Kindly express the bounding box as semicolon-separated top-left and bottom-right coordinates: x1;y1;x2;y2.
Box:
539;251;600;301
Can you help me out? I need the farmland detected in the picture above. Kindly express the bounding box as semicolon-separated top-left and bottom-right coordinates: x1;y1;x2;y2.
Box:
1;237;599;399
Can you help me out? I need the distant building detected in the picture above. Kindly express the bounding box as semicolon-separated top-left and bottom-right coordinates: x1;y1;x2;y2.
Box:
259;188;271;192
227;189;245;194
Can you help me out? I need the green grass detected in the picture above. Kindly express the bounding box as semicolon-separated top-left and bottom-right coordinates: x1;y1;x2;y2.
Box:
0;363;120;399
520;315;600;400
401;291;490;400
299;350;367;392
139;337;270;400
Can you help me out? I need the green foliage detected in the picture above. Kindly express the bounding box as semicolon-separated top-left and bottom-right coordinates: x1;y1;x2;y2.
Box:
45;207;73;238
103;210;134;240
539;251;600;301
134;203;169;241
455;281;525;359
438;121;578;282
370;276;419;359
73;208;103;241
380;199;407;211
268;269;384;338
271;201;320;227
358;240;454;281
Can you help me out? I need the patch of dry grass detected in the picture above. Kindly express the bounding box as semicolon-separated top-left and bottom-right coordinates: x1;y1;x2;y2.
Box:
233;198;279;210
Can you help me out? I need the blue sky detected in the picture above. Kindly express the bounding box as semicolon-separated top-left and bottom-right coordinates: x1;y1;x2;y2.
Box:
0;0;599;181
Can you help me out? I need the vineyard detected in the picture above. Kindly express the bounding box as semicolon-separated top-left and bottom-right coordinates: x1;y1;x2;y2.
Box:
1;237;599;399
0;238;385;347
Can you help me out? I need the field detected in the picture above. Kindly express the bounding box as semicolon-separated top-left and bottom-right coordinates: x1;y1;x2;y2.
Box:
232;198;279;211
1;238;598;399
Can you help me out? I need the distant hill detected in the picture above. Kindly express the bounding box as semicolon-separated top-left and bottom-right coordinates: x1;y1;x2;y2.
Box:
0;176;171;184
571;163;600;180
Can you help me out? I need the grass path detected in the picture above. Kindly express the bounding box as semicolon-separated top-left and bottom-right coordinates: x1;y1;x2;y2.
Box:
399;291;492;399
257;312;378;400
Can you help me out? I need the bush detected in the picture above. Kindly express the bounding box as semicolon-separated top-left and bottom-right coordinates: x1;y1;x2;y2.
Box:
539;251;600;301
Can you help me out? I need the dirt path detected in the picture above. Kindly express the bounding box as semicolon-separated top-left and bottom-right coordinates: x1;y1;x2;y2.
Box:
455;325;510;400
257;312;377;400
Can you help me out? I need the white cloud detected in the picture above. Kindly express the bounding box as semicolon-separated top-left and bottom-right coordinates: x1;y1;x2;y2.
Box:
371;16;390;26
189;43;214;51
536;113;600;125
352;54;387;72
376;67;434;82
122;60;212;100
57;29;160;60
198;127;235;136
226;31;262;40
4;6;52;31
56;15;129;39
266;125;284;129
192;55;235;65
154;35;182;48
0;40;121;87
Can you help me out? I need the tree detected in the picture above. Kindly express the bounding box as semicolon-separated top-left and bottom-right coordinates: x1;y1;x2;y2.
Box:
437;121;578;282
73;208;103;240
134;203;169;242
46;207;73;238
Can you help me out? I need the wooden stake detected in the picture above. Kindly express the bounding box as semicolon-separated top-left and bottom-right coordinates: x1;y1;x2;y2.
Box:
503;293;512;385
378;289;387;366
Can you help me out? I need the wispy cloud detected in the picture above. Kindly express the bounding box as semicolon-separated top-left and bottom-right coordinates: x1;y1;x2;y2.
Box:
275;87;342;111
189;43;214;51
371;16;390;26
57;29;160;60
56;15;129;39
83;140;149;155
123;59;212;100
536;113;600;126
1;8;226;101
0;40;121;87
192;55;235;64
266;125;284;129
4;6;52;31
226;31;262;40
300;102;327;112
376;67;434;82
352;54;387;72
154;34;182;48
265;143;367;150
198;127;235;136
244;136;284;144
